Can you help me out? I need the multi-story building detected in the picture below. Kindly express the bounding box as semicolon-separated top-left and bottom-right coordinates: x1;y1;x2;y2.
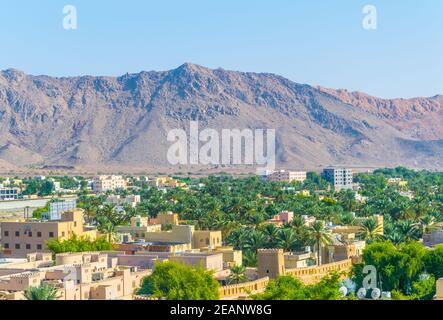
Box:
150;212;179;227
0;187;19;201
107;195;141;208
42;200;77;220
116;222;223;252
265;211;295;226
265;170;307;183
0;252;150;300
0;209;97;257
387;178;408;188
322;168;353;191
93;175;127;193
148;177;187;189
116;216;162;241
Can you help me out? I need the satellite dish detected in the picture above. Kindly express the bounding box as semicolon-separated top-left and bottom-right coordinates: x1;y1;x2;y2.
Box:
357;287;367;299
339;286;348;297
382;291;391;299
371;288;381;300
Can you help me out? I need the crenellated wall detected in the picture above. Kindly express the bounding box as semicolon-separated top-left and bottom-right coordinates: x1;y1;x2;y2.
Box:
219;277;270;299
285;259;353;285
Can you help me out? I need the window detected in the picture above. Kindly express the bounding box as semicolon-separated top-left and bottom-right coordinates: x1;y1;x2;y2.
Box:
15;244;20;249
4;231;9;237
26;244;31;250
4;243;9;249
15;231;20;237
74;222;77;227
61;231;65;237
49;232;54;238
117;284;121;291
37;244;42;250
28;232;33;237
37;232;42;238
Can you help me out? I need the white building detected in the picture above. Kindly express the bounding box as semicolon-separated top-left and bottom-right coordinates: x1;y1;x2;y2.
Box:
322;168;353;191
93;176;127;193
0;187;19;201
266;170;307;183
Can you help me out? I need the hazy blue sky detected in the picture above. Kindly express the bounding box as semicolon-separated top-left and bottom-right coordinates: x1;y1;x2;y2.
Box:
0;0;442;98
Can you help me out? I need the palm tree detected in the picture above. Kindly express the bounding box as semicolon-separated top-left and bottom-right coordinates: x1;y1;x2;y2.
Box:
395;220;420;241
226;265;248;284
340;213;356;226
383;231;405;245
308;221;332;266
358;218;383;241
276;228;299;252
261;224;279;246
96;216;117;242
244;230;268;252
82;202;97;224
243;250;257;267
291;215;305;230
24;285;59;300
419;215;437;234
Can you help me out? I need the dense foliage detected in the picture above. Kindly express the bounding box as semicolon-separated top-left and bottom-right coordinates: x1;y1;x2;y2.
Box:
24;285;59;300
46;235;113;254
352;241;443;300
75;168;442;268
254;272;343;300
138;262;220;300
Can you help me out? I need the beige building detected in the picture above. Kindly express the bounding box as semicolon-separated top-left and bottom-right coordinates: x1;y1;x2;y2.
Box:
0;251;149;300
200;246;242;268
142;225;222;250
257;249;286;279
266;170;307;183
215;247;243;268
107;195;141;208
435;278;443;300
193;230;222;249
93;175;127;193
116;216;162;241
150;177;187;189
1;209;97;257
323;239;366;264
150;212;180;227
170;252;224;272
257;249;353;284
284;252;316;269
113;242;192;254
332;215;384;237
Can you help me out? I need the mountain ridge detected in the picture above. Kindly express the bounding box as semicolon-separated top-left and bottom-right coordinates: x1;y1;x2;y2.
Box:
0;63;442;172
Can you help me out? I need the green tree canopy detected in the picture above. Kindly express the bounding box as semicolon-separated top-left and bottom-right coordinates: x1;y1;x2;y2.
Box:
24;285;59;300
254;272;343;300
138;261;220;300
46;235;112;254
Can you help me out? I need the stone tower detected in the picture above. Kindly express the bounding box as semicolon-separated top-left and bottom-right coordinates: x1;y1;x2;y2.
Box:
257;249;285;279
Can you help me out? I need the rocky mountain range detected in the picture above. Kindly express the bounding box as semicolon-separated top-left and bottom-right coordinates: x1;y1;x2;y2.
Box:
0;63;442;173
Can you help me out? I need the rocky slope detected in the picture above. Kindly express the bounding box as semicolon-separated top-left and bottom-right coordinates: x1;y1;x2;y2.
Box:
0;63;442;172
